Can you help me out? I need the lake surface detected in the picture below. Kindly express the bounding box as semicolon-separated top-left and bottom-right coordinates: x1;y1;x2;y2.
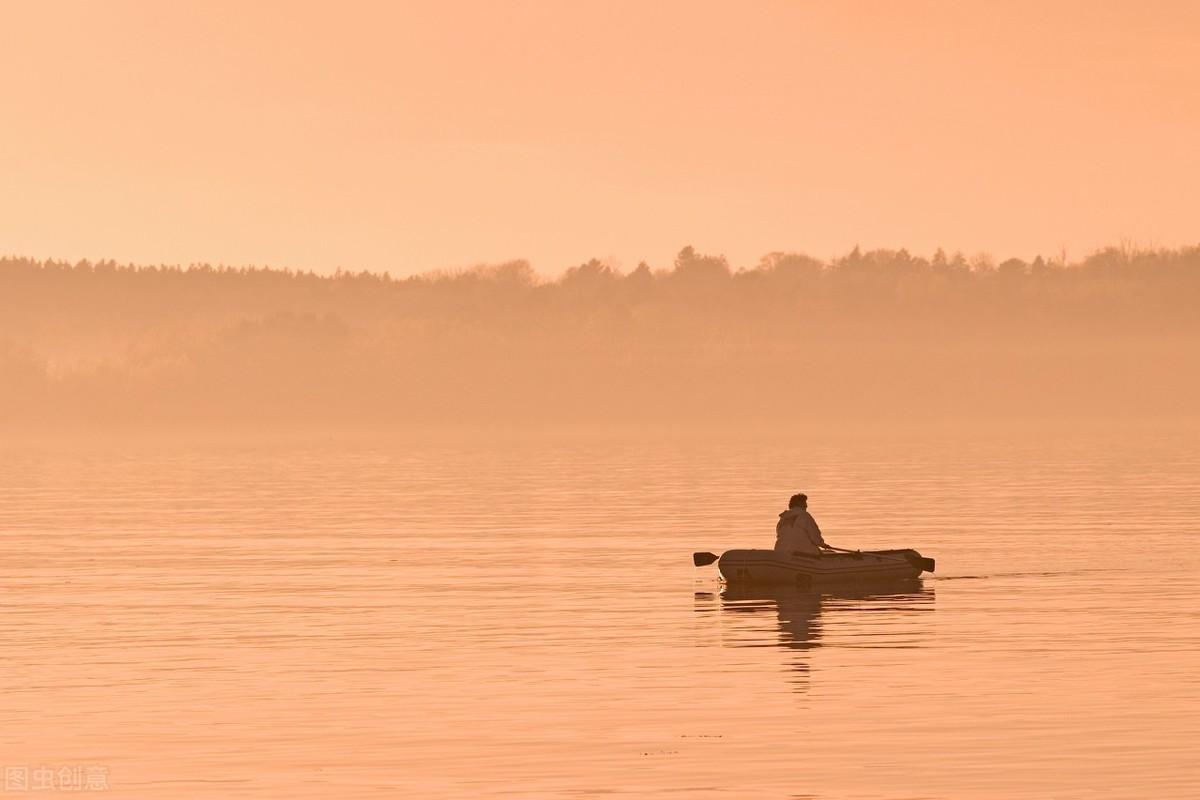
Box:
2;430;1198;798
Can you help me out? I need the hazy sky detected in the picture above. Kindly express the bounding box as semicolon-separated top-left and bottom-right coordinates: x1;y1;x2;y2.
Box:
3;1;1197;275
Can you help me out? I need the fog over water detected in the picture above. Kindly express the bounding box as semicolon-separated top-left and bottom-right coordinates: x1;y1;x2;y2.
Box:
4;244;1198;430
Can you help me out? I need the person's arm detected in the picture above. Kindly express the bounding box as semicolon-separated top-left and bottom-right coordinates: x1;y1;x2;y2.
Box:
812;517;830;549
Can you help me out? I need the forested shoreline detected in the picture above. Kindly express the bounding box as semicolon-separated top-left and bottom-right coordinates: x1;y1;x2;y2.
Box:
3;245;1198;428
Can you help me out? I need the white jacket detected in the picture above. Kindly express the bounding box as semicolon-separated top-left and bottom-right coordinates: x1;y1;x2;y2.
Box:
774;508;826;556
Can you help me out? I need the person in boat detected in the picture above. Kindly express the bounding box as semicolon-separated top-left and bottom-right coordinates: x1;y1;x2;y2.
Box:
775;493;829;557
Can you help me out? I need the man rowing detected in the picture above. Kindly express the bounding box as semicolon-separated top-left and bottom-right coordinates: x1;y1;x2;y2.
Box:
691;491;934;579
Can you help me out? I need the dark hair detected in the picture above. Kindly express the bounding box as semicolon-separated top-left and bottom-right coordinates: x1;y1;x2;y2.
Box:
789;493;808;508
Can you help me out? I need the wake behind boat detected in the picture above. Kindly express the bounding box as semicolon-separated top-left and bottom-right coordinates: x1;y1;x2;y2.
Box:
692;491;935;587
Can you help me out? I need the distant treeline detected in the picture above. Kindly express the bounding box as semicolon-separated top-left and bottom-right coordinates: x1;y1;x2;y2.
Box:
2;245;1198;428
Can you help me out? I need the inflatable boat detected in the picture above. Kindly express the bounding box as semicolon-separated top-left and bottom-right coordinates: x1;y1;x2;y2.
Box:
693;548;935;586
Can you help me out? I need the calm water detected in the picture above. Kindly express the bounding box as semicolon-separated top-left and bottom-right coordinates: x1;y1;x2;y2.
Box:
2;431;1199;798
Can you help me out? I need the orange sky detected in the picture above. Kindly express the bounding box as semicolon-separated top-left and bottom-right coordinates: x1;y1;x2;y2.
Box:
2;1;1197;275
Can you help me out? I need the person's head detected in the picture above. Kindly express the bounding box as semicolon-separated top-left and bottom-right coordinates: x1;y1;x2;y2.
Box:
789;493;808;510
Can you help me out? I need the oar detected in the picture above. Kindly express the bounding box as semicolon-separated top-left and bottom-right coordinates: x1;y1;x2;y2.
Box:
825;544;887;559
825;545;935;572
693;551;719;567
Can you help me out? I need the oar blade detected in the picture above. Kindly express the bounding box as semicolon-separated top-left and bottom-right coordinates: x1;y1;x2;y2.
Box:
693;551;719;567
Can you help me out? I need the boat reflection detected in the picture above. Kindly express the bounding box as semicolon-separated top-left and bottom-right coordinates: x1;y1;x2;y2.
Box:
696;580;934;692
